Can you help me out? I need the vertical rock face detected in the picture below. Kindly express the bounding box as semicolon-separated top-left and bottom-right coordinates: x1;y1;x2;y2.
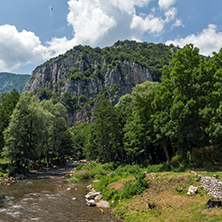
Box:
25;46;153;125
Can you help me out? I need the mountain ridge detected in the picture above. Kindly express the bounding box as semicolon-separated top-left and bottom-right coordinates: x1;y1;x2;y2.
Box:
0;72;30;94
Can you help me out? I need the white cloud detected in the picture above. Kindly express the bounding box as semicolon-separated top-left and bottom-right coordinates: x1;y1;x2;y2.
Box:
158;0;177;9
66;0;180;46
130;6;177;35
1;0;181;72
165;24;222;56
131;14;165;33
0;25;49;72
165;7;177;22
171;19;183;29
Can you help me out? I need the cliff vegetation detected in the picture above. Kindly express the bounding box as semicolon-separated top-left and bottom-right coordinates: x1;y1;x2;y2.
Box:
25;40;176;125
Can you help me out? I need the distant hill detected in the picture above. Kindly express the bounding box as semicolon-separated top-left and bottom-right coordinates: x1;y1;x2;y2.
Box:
0;72;30;93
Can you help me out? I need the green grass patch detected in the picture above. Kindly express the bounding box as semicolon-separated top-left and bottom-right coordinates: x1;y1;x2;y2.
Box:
69;169;90;182
195;170;222;179
69;163;222;221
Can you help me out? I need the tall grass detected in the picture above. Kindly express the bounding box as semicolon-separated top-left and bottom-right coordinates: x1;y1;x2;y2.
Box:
69;162;148;205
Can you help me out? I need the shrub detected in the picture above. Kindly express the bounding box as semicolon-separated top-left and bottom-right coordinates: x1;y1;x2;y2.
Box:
76;164;86;171
0;167;6;177
171;154;183;167
120;176;147;200
69;170;89;182
146;164;165;173
173;163;186;172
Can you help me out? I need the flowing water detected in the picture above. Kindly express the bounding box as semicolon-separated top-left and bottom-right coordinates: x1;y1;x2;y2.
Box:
0;164;120;222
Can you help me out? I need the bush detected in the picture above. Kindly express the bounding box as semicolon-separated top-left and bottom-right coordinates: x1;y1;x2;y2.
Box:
146;164;165;173
0;167;6;177
120;176;147;200
173;163;186;172
76;164;86;171
171;154;183;167
69;170;90;182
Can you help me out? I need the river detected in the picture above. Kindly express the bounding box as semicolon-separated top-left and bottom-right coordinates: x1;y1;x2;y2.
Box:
0;164;120;222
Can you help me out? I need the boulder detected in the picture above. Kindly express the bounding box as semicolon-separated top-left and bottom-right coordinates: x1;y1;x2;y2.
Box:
187;185;198;195
95;194;103;202
86;199;96;207
96;200;110;208
85;192;101;200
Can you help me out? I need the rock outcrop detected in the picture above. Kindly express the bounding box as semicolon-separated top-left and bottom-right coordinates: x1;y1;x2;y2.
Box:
25;47;152;125
24;41;174;125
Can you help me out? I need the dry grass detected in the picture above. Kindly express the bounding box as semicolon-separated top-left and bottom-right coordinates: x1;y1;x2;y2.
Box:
77;169;89;174
112;172;222;222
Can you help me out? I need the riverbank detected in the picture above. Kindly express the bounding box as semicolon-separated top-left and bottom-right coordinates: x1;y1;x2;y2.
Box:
69;162;222;221
0;162;120;222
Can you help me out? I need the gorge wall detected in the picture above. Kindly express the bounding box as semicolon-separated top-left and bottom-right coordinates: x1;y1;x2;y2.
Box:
25;41;174;125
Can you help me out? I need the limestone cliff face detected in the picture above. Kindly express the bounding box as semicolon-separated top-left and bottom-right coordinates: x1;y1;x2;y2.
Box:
25;47;153;125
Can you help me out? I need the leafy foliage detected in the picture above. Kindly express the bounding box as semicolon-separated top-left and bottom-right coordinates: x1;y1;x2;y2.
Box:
72;44;222;167
2;92;73;173
0;89;20;155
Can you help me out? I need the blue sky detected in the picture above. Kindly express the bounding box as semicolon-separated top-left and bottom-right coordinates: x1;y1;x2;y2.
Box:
0;0;222;74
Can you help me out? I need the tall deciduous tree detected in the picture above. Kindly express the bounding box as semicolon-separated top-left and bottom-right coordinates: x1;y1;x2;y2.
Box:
84;99;119;162
3;93;73;173
0;89;20;154
40;100;73;165
3;92;46;172
124;81;161;165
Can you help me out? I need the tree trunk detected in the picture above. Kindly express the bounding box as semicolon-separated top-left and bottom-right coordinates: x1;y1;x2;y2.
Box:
163;135;171;165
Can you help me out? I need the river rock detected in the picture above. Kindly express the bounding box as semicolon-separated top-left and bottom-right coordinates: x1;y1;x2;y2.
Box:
96;200;110;208
95;194;103;202
85;192;101;200
87;184;92;190
187;185;198;195
86;199;96;206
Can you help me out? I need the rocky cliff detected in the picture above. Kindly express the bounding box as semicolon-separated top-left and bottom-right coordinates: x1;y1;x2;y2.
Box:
25;40;175;125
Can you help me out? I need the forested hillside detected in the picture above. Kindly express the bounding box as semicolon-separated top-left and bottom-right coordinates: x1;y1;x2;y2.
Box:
2;43;222;174
0;72;30;93
25;40;177;125
70;44;222;167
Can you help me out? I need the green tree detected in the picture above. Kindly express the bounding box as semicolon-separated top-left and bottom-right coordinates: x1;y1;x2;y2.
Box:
3;92;47;173
152;44;209;163
61;91;78;113
70;122;89;160
0;89;20;154
200;49;222;159
124;81;161;165
40;100;73;165
84;99;119;162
